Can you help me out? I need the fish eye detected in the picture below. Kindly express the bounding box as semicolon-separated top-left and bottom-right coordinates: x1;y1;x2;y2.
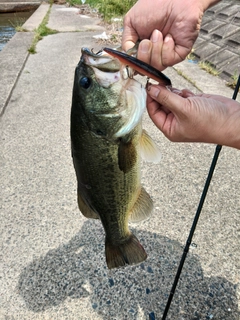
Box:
79;77;91;89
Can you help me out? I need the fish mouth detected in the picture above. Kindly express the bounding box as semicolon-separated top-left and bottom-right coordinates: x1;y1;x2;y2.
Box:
81;47;104;57
103;47;172;87
81;47;121;72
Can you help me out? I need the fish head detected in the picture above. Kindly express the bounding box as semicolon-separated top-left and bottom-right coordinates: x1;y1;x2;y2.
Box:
71;47;147;139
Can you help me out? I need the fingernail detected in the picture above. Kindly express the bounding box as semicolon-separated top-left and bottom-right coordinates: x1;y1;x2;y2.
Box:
151;29;159;43
149;86;160;97
164;34;171;43
139;40;151;53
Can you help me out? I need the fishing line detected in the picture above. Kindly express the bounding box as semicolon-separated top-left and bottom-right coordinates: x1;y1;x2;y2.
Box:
161;74;240;320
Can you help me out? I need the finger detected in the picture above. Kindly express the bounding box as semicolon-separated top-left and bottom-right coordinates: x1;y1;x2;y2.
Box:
179;89;195;98
170;88;195;98
146;94;169;130
161;34;176;67
162;34;190;67
123;40;136;52
148;84;186;114
137;40;152;64
122;18;139;52
150;29;164;71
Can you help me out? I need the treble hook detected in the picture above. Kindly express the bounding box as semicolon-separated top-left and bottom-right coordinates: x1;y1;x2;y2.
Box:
146;77;150;90
91;48;103;55
126;66;134;79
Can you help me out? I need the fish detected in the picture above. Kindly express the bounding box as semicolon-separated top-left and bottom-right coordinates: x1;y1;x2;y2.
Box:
70;47;170;269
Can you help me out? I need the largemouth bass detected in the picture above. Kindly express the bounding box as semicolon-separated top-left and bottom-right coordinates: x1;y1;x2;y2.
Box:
71;47;163;269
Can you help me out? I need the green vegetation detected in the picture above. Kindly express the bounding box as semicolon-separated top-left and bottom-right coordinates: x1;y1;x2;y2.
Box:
186;51;196;61
227;71;239;90
10;22;26;32
66;0;137;21
8;13;29;32
198;61;221;76
29;5;58;54
66;0;82;5
15;26;28;32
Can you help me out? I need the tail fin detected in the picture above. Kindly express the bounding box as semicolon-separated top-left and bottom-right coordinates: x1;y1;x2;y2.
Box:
105;233;147;269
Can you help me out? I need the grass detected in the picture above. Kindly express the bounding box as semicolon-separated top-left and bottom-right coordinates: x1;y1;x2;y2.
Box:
15;26;28;32
8;14;28;32
186;49;196;61
227;71;240;90
28;3;58;54
198;61;221;76
66;0;137;21
66;0;82;5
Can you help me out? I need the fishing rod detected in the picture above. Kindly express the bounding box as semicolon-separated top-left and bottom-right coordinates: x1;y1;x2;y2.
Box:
162;74;240;320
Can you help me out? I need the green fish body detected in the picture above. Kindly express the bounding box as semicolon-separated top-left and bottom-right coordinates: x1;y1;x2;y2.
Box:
71;48;161;269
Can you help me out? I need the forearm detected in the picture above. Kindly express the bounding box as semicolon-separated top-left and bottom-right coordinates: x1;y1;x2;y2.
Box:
199;95;240;149
193;93;240;149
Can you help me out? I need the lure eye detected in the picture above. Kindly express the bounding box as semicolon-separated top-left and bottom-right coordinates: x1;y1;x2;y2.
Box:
79;76;91;89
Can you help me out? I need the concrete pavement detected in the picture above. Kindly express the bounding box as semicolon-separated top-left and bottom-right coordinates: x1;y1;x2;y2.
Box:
0;3;240;319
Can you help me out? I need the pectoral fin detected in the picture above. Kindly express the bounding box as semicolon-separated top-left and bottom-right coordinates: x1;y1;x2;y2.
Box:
140;129;161;163
118;139;137;173
129;187;153;223
77;192;99;219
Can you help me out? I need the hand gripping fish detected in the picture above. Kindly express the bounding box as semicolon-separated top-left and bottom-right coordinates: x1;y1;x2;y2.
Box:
70;46;171;269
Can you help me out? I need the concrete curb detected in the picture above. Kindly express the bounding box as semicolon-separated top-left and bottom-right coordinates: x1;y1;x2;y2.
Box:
22;2;49;31
0;3;49;116
0;0;41;13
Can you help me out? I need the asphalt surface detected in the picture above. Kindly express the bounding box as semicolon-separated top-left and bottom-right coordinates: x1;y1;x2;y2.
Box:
0;3;240;320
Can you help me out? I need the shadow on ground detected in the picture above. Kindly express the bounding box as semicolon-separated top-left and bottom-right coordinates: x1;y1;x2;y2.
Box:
18;220;239;319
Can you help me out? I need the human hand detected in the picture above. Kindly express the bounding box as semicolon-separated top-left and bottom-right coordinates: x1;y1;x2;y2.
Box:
122;0;219;70
147;85;240;149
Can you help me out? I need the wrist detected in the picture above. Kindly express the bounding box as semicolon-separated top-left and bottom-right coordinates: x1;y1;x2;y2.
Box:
220;107;240;150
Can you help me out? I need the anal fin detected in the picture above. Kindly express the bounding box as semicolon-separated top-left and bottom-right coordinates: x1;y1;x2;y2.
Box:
77;192;99;219
105;233;147;269
129;187;153;223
